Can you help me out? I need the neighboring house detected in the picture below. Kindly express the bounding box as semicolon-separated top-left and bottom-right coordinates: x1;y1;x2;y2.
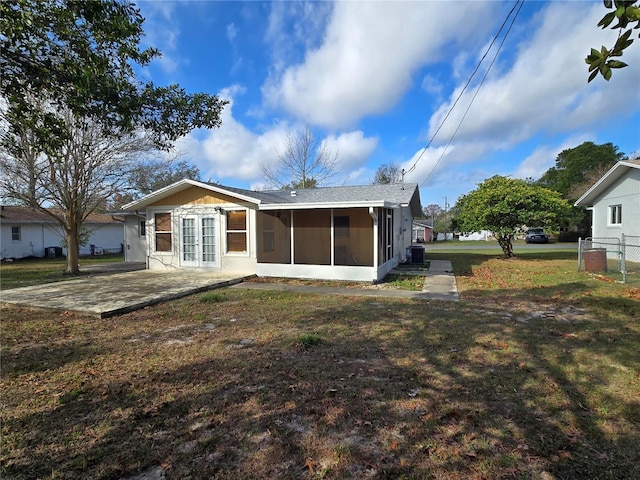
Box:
122;180;422;282
574;159;640;239
0;206;124;260
459;230;493;241
412;219;433;243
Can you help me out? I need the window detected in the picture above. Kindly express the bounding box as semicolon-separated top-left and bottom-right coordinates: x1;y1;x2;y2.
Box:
226;210;247;252
11;226;21;241
154;213;172;252
139;220;146;237
610;205;622;225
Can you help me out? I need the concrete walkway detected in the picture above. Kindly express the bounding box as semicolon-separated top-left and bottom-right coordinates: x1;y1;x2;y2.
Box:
233;259;459;302
1;259;458;318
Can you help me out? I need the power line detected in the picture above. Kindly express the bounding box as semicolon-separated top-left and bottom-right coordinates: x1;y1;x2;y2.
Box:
420;0;525;188
404;0;525;179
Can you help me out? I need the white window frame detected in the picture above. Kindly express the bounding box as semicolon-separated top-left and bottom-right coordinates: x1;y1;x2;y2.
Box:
153;211;173;253
11;226;21;242
609;204;622;225
225;208;248;255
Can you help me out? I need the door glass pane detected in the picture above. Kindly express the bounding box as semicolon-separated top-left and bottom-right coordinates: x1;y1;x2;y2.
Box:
202;218;216;262
182;218;196;261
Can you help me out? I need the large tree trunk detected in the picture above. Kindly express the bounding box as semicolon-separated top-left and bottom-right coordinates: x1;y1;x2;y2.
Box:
65;223;80;275
497;234;514;258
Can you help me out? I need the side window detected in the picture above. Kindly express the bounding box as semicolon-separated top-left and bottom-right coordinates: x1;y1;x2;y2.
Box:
11;226;21;241
139;220;146;237
609;205;622;225
226;210;247;253
154;213;172;252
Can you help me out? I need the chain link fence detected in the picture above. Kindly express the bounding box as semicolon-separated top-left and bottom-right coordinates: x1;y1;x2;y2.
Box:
578;235;640;285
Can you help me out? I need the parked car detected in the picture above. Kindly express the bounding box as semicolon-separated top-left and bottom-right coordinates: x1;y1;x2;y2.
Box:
525;228;549;244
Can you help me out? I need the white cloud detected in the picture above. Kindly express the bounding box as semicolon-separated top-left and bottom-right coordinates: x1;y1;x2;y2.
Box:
322;131;378;171
174;86;378;187
427;2;640;147
263;1;498;129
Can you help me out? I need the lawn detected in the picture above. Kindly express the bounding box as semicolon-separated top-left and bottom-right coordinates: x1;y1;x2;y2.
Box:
0;254;125;290
1;250;639;479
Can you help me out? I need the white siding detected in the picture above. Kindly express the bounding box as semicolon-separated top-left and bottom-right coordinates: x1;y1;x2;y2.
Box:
591;168;640;239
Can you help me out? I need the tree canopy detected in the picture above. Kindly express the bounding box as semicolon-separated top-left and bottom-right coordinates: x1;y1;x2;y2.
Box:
536;142;626;200
372;163;403;184
0;0;227;152
586;0;640;82
453;176;572;257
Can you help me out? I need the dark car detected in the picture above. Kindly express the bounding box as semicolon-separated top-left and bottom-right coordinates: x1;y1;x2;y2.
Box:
525;228;549;244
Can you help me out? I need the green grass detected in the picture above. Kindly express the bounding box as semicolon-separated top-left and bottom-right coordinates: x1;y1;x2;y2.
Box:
0;254;124;289
1;249;639;479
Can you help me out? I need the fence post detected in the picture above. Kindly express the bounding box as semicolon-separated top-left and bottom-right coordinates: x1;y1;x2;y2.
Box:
577;237;582;272
621;233;627;284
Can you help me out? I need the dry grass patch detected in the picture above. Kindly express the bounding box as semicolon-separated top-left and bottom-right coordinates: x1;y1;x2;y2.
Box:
2;252;639;479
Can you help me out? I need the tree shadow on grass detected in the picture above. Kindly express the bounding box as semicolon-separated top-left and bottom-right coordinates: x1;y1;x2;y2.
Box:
2;288;639;479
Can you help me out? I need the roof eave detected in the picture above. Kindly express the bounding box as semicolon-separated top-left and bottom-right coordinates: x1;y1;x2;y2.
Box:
574;161;638;207
121;179;263;210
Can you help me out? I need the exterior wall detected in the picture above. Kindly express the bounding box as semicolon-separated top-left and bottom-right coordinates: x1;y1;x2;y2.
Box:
144;189;258;274
591;169;640;239
1;222;122;259
82;223;124;255
124;216;147;262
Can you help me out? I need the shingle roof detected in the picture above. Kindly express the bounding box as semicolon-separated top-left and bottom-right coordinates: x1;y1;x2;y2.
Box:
122;179;422;216
216;182;419;205
0;206;123;224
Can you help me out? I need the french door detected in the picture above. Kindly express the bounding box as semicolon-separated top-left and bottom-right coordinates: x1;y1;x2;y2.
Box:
181;216;218;267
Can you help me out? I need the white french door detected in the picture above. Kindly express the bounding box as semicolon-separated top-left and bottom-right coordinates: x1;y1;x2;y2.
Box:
181;216;218;267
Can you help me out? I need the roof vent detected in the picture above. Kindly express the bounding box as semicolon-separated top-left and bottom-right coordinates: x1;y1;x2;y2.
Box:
290;190;297;197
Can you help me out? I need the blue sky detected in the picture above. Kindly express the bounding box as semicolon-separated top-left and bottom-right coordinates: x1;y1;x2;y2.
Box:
137;0;640;210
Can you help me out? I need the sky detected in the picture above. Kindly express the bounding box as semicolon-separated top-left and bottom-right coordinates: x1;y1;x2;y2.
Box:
136;0;640;210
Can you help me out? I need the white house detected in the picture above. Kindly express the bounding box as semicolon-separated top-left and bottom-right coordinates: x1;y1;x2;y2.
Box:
574;159;640;239
122;180;423;283
0;206;124;260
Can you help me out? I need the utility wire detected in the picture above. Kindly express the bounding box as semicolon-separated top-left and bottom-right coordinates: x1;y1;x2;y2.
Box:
420;0;525;188
404;0;525;178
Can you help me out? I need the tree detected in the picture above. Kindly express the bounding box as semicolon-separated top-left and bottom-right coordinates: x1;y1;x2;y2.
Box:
0;0;227;274
261;126;339;189
537;142;626;200
423;203;443;220
1;108;157;273
0;0;227;153
452;176;572;258
586;0;640;82
129;159;200;195
372;163;403;184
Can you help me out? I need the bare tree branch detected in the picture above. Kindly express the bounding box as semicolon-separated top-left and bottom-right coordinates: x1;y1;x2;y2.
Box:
260;126;339;189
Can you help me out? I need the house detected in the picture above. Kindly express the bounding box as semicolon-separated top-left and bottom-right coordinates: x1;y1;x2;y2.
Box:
0;206;124;260
122;180;422;282
412;219;433;243
574;159;640;239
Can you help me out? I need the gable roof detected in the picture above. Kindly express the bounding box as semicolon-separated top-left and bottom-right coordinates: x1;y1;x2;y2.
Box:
574;160;640;207
0;206;123;224
122;180;423;216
